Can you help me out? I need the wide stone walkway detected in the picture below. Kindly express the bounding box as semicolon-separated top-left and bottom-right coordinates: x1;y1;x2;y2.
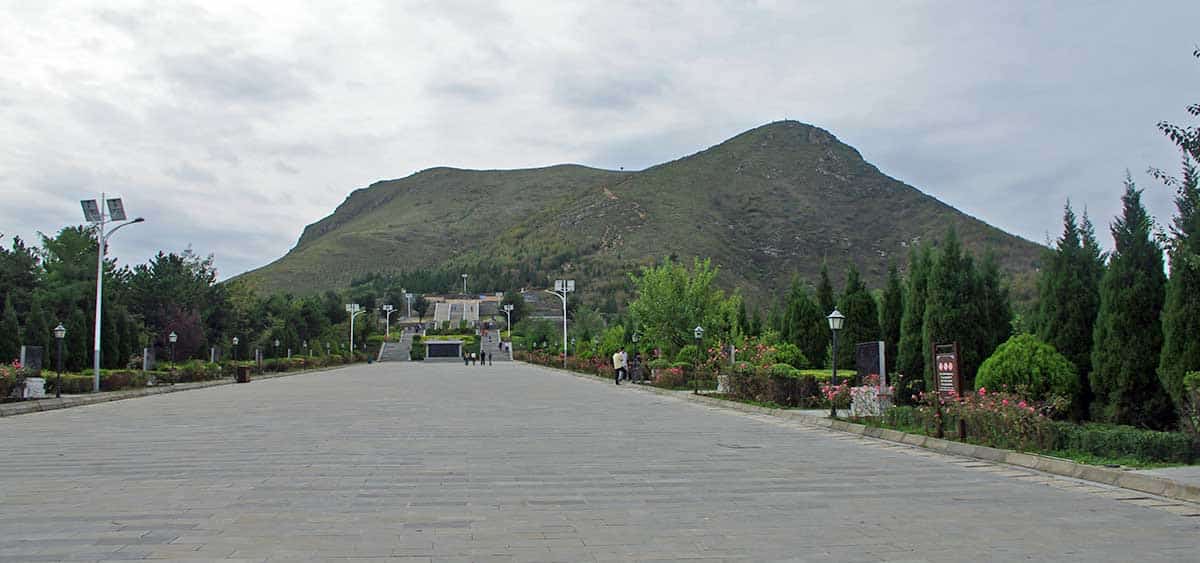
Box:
0;362;1196;562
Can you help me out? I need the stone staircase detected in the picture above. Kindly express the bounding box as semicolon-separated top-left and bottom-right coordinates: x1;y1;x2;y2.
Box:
478;330;510;362
378;331;413;362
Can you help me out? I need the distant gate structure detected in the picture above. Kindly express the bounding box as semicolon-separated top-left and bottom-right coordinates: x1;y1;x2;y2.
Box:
425;340;463;359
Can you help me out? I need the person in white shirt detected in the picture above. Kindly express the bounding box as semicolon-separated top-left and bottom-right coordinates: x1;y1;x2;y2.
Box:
613;347;627;385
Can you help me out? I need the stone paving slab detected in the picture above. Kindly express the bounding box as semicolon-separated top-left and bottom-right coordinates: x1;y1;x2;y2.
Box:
1;361;1197;562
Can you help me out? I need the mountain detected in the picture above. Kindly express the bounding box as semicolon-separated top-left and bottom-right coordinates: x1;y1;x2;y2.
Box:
235;121;1045;307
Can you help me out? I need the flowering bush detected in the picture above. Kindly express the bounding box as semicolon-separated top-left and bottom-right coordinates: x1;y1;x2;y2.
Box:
821;380;851;410
912;387;1063;450
0;360;28;400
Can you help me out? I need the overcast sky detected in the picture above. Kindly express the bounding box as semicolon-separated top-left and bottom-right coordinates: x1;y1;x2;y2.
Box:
2;1;1198;281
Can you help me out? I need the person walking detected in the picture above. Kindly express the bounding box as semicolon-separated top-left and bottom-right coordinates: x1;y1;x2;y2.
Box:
630;351;642;383
487;352;492;366
463;352;469;366
613;346;627;385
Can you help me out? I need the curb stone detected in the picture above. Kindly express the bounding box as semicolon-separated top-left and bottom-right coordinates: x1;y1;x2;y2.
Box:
0;363;362;419
521;360;1200;506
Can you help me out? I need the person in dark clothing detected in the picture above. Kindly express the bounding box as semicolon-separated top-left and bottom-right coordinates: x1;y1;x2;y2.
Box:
487;352;492;366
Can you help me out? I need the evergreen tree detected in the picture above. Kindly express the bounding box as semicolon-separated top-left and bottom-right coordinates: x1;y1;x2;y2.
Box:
102;310;121;369
1037;203;1103;418
0;295;20;362
816;262;835;316
897;244;932;400
879;263;904;375
67;308;89;372
836;266;880;373
24;298;51;362
923;229;984;389
976;251;1012;366
1159;160;1200;406
784;281;827;368
1156;52;1200;408
1091;177;1174;428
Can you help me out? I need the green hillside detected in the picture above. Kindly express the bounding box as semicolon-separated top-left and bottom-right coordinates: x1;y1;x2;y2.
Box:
236;121;1045;306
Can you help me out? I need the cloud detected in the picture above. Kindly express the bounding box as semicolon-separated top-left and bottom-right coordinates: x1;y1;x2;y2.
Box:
1;0;1198;282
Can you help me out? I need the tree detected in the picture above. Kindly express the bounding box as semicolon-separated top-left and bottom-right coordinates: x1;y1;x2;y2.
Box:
816;262;835;316
897;244;932;400
23;298;51;361
102;309;121;369
0;235;39;320
0;295;20;362
1156;50;1200;410
836;266;880;372
879;263;904;375
782;280;827;369
1091;177;1174;428
499;291;527;325
923;229;983;389
976;251;1012;363
413;294;431;322
66;308;89;372
1037;203;1104;418
627;257;739;354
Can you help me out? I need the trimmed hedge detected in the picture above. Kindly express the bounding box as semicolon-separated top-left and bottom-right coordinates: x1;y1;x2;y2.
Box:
726;367;822;408
1052;422;1196;464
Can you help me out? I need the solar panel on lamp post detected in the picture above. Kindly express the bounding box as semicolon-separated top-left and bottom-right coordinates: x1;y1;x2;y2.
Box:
81;194;144;393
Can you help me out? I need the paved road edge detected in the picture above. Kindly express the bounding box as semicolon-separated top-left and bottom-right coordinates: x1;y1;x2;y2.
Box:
0;363;362;419
521;361;1200;506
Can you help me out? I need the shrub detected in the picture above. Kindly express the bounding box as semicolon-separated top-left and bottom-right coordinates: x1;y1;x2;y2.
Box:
675;345;701;365
1051;422;1196;464
647;358;672;370
653;366;689;388
773;343;808;369
976;334;1079;402
769;363;798;378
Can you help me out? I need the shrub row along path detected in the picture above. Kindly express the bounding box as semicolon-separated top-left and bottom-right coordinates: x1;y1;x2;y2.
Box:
0;362;1196;562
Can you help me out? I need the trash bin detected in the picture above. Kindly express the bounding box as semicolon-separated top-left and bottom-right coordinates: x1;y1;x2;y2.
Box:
235;366;251;383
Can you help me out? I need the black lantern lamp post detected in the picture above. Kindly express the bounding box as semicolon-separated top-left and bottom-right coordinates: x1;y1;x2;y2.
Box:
827;309;845;418
232;337;239;362
273;338;280;359
54;323;66;398
693;325;704;395
168;331;177;370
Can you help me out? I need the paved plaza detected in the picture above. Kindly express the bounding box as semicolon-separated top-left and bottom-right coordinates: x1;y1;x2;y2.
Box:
0;362;1197;562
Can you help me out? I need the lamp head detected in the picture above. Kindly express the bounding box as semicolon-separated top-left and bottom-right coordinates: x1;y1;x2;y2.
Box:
168;331;177;343
694;325;704;339
54;323;66;339
827;309;845;331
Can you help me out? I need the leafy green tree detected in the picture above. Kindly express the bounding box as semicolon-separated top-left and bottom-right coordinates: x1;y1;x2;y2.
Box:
816;262;835;316
0;235;39;320
499;291;527;325
976;251;1013;363
897;244;932;401
1091;177;1175;428
836;266;880;371
1037;203;1104;418
627;257;739;355
879;263;904;375
976;334;1078;402
102;310;121;369
0;295;20;362
1156;52;1200;409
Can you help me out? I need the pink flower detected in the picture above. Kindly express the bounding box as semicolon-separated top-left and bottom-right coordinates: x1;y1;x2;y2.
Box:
978;387;987;396
1001;399;1009;406
1018;401;1027;408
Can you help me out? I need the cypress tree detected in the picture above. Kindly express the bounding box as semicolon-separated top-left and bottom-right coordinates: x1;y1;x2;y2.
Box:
785;282;828;368
976;251;1012;365
816;262;835;316
0;295;20;363
102;310;121;369
1159;161;1200;406
1037;203;1103;418
836;266;880;373
880;263;904;375
923;229;984;389
1091;177;1174;428
897;244;932;401
24;298;51;362
67;308;90;372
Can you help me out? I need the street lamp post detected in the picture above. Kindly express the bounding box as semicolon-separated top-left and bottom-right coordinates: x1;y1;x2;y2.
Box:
273;338;280;359
80;194;144;393
346;304;364;353
693;325;704;395
54;323;66;398
827;309;845;418
502;304;514;342
461;273;468;295
545;280;574;368
382;305;395;339
405;293;414;319
232;336;239;362
168;331;177;370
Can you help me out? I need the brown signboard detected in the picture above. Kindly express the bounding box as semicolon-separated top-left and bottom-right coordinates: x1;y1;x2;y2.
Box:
934;342;961;397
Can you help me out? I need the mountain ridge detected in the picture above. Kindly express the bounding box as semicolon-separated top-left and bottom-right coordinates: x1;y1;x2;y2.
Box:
237;121;1044;306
